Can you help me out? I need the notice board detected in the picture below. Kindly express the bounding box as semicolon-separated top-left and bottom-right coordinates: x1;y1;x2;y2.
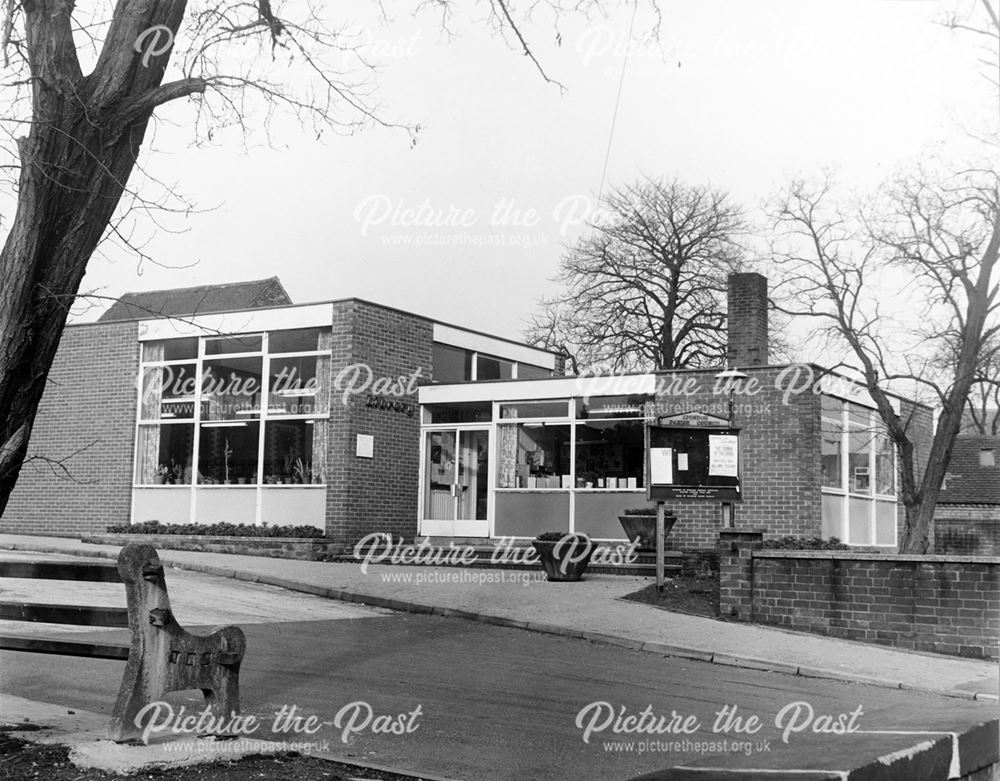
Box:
646;422;742;502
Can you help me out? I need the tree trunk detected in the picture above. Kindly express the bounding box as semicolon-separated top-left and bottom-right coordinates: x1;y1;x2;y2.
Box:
898;500;932;554
0;0;197;518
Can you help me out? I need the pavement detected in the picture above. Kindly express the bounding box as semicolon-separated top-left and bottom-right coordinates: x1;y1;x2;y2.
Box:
0;534;996;702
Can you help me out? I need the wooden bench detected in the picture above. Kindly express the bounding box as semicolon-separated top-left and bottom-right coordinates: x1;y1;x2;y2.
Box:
0;542;246;743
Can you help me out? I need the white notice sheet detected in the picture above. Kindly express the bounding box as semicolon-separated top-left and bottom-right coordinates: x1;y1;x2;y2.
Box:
650;447;673;484
708;435;739;477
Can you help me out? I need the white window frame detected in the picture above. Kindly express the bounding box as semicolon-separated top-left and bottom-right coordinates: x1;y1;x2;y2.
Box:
820;397;897;547
132;328;333;526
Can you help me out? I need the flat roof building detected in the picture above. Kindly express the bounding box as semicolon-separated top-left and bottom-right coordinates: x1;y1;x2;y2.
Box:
1;274;932;550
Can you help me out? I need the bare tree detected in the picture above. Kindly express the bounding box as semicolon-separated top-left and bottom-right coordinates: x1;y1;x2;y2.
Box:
0;0;641;518
961;334;1000;433
944;1;1000;105
771;168;1000;553
526;176;747;372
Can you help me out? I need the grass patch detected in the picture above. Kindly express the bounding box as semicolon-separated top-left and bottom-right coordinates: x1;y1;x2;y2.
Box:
622;575;719;618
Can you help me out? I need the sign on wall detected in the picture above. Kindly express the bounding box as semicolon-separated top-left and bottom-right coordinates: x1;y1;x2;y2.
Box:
356;434;375;459
645;414;742;502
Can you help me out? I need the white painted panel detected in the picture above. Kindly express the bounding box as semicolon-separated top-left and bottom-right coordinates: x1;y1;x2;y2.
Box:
260;487;326;528
419;373;656;404
137;304;333;341
420;377;578;404
132;488;191;524
195;487;257;524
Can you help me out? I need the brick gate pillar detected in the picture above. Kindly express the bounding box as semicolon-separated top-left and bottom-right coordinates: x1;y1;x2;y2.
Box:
717;529;766;621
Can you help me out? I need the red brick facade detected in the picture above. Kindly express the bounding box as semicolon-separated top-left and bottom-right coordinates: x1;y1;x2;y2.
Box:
647;365;934;549
2;321;139;535
0;291;932;553
2;298;554;545
726;272;769;368
325;300;432;544
0;300;438;544
649;365;822;547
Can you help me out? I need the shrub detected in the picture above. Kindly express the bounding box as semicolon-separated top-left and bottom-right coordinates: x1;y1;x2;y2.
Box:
764;536;850;550
535;531;591;543
622;507;676;517
623;507;657;515
105;520;328;539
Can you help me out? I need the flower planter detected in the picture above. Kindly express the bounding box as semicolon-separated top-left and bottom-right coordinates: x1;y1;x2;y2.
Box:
81;533;342;561
618;513;677;551
531;534;596;582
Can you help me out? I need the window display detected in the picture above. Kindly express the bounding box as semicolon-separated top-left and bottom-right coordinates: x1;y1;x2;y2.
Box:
135;328;330;487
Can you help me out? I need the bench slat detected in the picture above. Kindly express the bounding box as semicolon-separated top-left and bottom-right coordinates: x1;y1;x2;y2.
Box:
0;560;122;583
0;602;129;627
0;634;130;660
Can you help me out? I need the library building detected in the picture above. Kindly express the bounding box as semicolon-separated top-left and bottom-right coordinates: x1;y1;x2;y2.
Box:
2;274;931;550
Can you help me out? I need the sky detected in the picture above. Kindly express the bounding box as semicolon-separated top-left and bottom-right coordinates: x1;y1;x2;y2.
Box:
59;0;995;347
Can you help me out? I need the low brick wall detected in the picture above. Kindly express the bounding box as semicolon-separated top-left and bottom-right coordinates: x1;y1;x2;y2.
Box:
719;532;1000;660
82;534;343;560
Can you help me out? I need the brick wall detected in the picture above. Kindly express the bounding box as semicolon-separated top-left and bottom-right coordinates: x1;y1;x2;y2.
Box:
324;300;432;545
1;321;139;535
726;273;768;368
720;537;1000;660
652;366;822;548
717;529;765;620
936;505;1000;556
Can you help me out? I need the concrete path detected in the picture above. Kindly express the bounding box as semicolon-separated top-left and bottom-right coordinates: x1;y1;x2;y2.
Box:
1;534;996;701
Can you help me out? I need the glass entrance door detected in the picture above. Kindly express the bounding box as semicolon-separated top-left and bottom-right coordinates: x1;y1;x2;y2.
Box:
421;428;490;537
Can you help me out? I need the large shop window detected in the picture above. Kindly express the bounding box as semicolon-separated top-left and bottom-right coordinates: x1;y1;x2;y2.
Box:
141;364;197;420
202;355;263;421
198;422;260;484
135;329;331;486
493;395;648;491
268;354;330;416
496;423;571;488
573;419;644;489
263;419;325;484
820;397;897;546
136;423;194;484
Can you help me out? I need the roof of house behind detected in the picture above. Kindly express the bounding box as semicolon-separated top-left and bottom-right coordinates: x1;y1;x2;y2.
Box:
97;277;292;322
939;435;1000;505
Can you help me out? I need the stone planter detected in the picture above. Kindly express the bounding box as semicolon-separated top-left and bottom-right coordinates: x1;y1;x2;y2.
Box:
618;513;677;551
531;534;595;582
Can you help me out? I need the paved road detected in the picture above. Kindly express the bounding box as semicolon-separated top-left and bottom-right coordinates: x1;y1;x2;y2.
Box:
1;559;996;780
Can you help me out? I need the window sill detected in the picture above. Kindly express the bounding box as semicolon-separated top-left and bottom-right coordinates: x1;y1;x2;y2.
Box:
133;484;328;489
496;488;570;493
575;488;644;492
821;489;898;500
495;487;645;493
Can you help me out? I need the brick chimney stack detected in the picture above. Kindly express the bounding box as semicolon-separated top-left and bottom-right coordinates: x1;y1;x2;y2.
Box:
726;272;769;368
